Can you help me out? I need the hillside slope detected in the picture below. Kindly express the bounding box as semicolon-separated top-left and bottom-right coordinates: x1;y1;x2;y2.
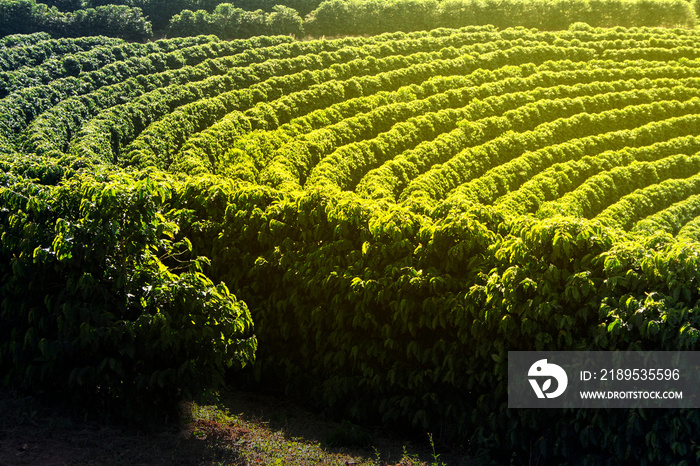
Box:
1;24;700;463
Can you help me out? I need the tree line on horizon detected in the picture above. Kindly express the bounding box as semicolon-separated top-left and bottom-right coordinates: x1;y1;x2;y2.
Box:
0;0;698;42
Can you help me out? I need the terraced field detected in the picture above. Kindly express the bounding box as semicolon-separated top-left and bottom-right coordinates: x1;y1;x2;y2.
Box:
2;25;700;463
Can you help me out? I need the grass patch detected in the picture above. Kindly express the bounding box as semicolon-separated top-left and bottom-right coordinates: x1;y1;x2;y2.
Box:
0;388;473;465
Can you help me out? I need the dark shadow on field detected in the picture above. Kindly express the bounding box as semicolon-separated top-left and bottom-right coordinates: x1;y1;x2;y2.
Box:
216;386;476;466
0;386;478;465
0;389;243;466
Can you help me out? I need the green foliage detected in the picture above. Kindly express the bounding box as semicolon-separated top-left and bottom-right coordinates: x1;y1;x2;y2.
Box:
42;0;84;10
168;3;304;39
211;192;700;463
67;5;153;41
89;0;225;31
3;0;695;41
306;0;697;36
0;0;57;36
0;0;152;40
0;162;256;420
83;0;317;35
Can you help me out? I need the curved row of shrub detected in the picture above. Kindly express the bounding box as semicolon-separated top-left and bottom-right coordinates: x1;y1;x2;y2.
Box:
0;35;227;98
485;128;700;215
0;34;226;153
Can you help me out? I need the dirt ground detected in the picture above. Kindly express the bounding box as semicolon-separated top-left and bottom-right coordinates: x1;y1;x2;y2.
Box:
0;389;472;466
0;389;238;466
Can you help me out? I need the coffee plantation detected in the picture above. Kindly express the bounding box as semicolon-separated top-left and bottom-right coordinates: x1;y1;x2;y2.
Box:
2;22;700;463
